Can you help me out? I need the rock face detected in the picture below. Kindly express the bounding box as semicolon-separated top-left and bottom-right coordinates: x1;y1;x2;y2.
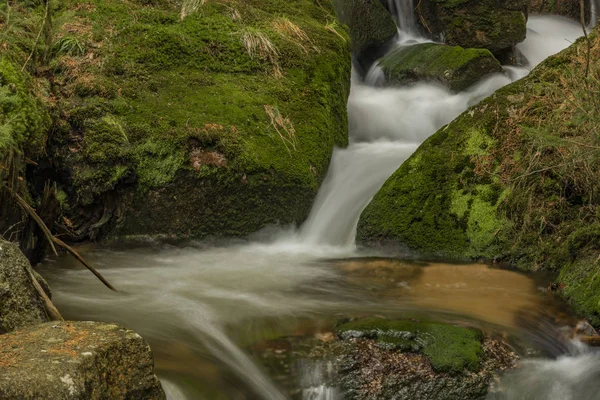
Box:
0;239;49;334
379;43;503;91
0;321;166;399
417;0;528;55
333;0;398;74
358;33;600;324
529;0;592;22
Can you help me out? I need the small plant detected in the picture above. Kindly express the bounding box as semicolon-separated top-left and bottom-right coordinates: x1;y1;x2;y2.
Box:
273;17;312;53
53;36;85;57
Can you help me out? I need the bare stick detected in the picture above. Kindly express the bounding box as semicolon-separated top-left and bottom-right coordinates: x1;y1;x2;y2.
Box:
21;0;50;72
24;265;63;321
9;190;58;256
580;0;591;78
52;237;117;292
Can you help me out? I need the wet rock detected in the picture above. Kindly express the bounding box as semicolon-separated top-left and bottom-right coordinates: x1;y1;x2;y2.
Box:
378;43;503;91
334;318;518;400
0;239;49;334
0;321;166;399
417;0;528;55
333;0;398;74
529;0;593;23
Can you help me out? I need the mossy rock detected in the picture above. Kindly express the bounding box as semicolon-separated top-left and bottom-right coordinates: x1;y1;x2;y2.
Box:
335;317;484;374
358;33;600;325
379;43;503;91
418;0;528;54
332;0;398;74
0;239;49;334
0;321;165;399
529;0;592;23
38;0;351;240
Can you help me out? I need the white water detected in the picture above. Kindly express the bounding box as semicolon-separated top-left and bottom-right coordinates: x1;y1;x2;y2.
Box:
387;0;417;34
488;341;600;400
40;15;589;400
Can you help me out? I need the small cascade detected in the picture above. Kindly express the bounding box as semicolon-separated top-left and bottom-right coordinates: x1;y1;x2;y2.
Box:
591;0;599;27
387;0;418;34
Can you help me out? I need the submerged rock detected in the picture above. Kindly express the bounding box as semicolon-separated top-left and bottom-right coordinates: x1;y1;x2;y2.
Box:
0;239;49;334
255;317;518;400
333;0;398;74
378;43;503;91
417;0;528;55
0;321;166;399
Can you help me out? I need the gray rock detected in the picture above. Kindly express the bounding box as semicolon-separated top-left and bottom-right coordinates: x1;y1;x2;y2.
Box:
333;0;398;74
0;239;49;333
0;321;166;399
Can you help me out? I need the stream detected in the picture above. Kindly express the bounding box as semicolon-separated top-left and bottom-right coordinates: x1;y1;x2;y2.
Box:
40;14;600;400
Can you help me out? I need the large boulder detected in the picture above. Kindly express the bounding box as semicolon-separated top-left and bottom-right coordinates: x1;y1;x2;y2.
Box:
0;239;49;334
529;0;592;23
0;321;166;399
333;0;398;74
379;43;503;91
417;0;528;55
357;34;600;323
5;0;351;242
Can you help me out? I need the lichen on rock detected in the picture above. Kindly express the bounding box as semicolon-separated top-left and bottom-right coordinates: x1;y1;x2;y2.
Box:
0;239;49;334
0;321;166;399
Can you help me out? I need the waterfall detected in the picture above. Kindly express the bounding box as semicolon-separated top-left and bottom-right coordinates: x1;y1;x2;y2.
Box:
591;0;599;27
387;0;418;34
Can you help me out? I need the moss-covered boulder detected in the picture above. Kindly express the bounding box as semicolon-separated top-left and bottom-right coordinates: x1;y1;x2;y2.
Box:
333;0;398;74
0;321;165;399
27;0;352;240
0;239;49;334
335;317;485;373
379;43;503;91
358;33;600;323
333;317;517;400
417;0;528;55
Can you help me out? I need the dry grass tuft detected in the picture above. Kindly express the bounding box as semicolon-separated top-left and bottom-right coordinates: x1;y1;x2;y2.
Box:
180;0;207;20
264;105;297;154
273;17;319;54
240;28;281;77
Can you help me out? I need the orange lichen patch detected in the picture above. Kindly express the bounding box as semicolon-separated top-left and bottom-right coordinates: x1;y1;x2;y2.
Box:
190;148;227;170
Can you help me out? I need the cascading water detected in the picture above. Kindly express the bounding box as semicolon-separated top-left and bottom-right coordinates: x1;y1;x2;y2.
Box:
387;0;417;34
38;14;592;400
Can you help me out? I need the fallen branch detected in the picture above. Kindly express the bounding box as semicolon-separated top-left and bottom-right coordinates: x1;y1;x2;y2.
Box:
53;237;117;292
6;188;117;291
23;265;63;321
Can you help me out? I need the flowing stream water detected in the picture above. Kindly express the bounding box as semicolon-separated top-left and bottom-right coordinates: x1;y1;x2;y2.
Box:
39;13;600;400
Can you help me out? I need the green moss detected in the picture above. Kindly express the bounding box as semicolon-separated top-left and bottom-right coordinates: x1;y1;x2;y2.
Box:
40;0;350;238
379;43;502;91
335;317;484;374
0;58;50;160
558;255;600;327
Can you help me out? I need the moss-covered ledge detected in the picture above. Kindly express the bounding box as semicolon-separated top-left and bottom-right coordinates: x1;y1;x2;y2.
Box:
35;0;351;239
